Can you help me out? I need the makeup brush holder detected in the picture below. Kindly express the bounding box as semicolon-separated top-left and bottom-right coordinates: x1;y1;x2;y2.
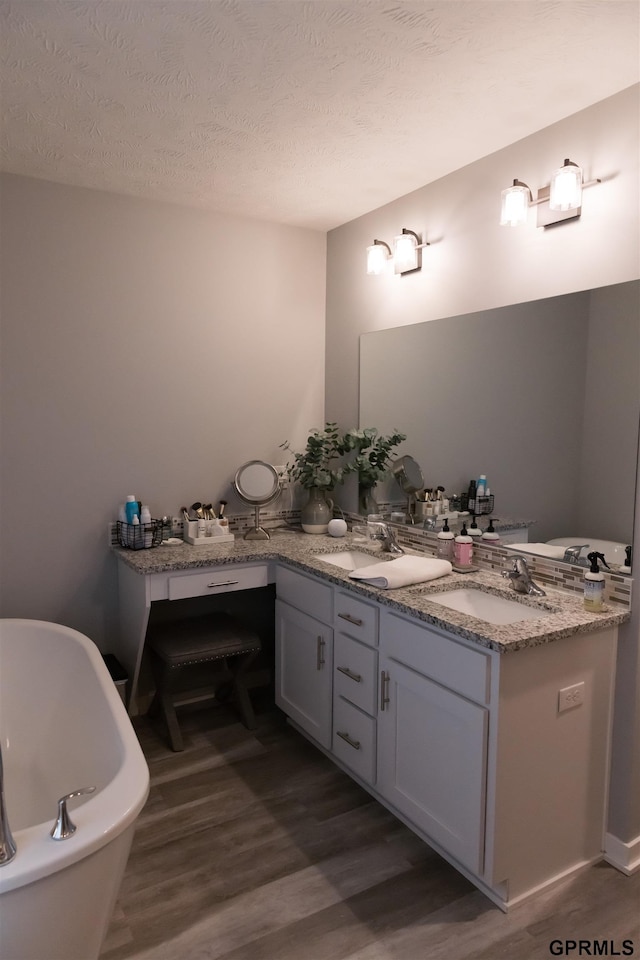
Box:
183;519;234;545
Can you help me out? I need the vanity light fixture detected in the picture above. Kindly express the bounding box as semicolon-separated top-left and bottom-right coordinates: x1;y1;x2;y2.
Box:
366;239;392;276
500;158;600;228
549;158;583;211
393;228;429;275
500;180;533;226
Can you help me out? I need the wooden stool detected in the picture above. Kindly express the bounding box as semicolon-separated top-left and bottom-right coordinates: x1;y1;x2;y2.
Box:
147;612;262;751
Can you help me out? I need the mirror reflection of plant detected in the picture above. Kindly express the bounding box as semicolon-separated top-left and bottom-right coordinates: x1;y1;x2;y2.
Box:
342;427;407;488
280;423;348;490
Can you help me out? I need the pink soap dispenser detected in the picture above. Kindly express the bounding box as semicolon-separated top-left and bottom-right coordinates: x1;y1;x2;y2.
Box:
454;522;474;568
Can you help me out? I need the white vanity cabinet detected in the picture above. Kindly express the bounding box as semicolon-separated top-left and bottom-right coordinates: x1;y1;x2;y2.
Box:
377;610;490;874
275;566;334;749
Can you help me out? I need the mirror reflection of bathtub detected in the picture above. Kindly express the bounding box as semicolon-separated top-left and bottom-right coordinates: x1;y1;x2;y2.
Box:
359;280;639;566
504;538;629;568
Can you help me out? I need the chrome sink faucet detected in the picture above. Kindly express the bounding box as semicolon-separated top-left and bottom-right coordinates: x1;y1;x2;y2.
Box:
501;555;546;597
0;744;16;866
370;522;404;555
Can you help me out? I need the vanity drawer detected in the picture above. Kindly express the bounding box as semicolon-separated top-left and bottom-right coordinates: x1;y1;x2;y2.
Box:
334;632;378;716
334;591;378;646
276;565;333;623
332;696;376;785
168;564;268;601
382;611;491;705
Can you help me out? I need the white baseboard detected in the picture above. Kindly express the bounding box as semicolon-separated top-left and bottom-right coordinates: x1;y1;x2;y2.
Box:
604;832;640;875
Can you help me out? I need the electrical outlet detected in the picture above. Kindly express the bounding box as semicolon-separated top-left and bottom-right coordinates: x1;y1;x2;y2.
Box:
558;681;585;713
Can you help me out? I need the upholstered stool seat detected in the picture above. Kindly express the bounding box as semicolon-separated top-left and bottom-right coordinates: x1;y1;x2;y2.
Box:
147;612;262;751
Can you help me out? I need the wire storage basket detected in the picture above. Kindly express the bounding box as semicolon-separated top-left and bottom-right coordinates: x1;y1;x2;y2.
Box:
449;494;495;516
117;520;163;549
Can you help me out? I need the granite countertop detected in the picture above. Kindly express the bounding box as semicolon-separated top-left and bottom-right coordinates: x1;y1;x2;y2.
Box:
113;529;630;654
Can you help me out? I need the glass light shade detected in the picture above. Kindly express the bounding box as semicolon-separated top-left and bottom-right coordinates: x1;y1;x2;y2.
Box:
393;232;419;274
366;242;389;276
500;183;529;226
549;160;583;211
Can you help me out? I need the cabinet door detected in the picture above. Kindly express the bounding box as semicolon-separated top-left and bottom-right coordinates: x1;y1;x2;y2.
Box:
275;599;333;749
377;654;488;873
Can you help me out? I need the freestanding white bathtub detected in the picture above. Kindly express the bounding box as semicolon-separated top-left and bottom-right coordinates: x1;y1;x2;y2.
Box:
0;619;149;960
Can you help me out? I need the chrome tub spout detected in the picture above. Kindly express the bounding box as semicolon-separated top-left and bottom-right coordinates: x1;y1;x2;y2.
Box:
0;744;16;866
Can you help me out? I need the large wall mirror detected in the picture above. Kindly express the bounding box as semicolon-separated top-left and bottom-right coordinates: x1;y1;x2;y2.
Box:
360;280;639;558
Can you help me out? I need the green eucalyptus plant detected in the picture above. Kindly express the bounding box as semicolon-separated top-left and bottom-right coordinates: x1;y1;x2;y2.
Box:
341;427;407;488
280;422;348;490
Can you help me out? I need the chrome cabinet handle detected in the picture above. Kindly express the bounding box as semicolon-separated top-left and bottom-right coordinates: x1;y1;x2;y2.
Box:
380;670;390;711
207;580;240;588
336;730;361;751
337;665;362;683
316;635;326;670
338;613;364;627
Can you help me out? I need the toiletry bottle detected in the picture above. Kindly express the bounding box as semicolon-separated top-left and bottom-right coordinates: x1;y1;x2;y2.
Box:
454;523;474;568
476;474;487;498
140;505;152;547
130;513;140;548
118;503;127;524
468;516;482;538
620;545;632;575
481;518;501;543
125;495;139;524
437;518;455;562
584;551;608;612
467;480;476;514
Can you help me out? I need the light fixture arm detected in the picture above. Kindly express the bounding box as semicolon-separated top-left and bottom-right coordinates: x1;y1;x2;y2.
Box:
399;227;430;250
372;239;392;255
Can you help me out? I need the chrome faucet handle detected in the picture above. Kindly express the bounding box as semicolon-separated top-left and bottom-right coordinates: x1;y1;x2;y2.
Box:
501;554;527;577
50;786;96;841
563;544;590;564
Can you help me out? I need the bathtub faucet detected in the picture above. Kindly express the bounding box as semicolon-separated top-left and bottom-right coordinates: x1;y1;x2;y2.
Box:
0;744;17;866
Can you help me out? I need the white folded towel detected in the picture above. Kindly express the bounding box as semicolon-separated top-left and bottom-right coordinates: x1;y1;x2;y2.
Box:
349;555;452;589
507;543;566;560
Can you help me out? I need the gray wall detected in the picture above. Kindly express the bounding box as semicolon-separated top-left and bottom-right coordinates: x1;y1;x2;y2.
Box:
326;86;640;851
0;173;326;647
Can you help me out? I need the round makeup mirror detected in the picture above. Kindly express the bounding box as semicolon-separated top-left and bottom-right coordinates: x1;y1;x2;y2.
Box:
234;460;281;540
391;455;424;522
392;455;424;493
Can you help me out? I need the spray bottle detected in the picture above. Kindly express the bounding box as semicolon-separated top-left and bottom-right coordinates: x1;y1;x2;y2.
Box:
584;552;609;612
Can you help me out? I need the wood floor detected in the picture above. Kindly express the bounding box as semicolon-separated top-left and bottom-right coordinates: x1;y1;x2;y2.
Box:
101;696;640;960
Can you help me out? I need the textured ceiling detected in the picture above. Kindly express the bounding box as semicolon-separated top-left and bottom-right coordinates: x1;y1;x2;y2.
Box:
1;1;638;230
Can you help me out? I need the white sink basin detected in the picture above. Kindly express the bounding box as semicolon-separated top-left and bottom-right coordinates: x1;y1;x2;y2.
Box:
315;550;387;571
427;588;550;625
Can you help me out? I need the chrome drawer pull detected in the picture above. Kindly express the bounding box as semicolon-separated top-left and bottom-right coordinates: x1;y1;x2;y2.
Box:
380;670;390;711
207;580;240;588
316;635;326;670
337;665;362;683
338;613;364;627
336;730;361;751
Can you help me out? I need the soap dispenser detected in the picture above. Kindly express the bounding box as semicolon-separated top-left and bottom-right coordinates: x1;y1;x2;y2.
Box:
620;545;632;575
454;522;474;568
468;516;482;538
437;518;455;562
584;551;609;612
481;518;501;543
